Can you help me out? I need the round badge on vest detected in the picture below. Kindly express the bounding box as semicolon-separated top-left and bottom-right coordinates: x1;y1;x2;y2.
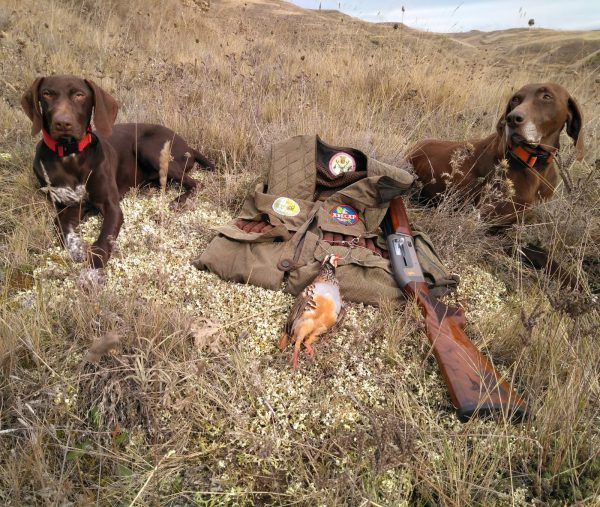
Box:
329;204;359;226
328;152;356;177
272;197;301;217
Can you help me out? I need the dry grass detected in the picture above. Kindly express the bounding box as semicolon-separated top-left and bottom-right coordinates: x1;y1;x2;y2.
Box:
0;0;599;505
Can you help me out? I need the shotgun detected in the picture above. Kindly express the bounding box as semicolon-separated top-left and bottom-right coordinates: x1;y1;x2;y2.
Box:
384;197;527;422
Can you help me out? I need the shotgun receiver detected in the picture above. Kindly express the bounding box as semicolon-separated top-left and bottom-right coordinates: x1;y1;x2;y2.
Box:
385;197;527;421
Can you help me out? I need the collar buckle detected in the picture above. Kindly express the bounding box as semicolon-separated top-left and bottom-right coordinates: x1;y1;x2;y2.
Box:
58;138;80;157
508;141;555;171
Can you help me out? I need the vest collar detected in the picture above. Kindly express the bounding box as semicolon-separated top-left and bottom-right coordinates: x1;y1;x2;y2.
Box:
42;126;95;157
506;139;556;170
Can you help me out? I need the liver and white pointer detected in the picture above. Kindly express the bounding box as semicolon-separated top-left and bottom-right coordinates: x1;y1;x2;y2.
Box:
21;75;213;269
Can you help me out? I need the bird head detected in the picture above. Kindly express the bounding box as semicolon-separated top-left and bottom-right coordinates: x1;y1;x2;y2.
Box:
323;253;340;269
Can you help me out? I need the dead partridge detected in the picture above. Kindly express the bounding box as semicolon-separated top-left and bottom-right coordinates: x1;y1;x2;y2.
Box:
279;254;345;369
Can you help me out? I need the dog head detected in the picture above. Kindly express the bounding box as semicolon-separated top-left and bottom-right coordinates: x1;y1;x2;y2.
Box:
21;75;118;140
496;83;584;161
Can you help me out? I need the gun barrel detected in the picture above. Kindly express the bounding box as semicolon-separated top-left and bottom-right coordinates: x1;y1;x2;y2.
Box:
389;196;413;236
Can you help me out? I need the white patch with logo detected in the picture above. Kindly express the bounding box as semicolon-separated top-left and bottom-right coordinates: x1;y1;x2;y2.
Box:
272;197;301;217
41;184;88;206
65;231;87;262
328;152;356;177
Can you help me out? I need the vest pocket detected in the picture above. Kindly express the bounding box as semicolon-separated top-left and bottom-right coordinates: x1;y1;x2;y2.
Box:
314;236;392;270
284;228;402;306
192;232;286;291
214;223;291;243
313;238;402;305
316;202;368;237
253;191;316;232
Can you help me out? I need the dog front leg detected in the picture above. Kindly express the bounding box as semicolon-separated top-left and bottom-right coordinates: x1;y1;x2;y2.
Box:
55;205;87;262
88;200;124;269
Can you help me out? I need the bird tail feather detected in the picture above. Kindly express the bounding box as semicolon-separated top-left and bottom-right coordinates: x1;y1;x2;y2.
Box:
278;333;290;351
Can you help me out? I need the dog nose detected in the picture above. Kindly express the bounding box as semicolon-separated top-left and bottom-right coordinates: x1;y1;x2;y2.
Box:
52;112;74;132
506;111;525;127
54;119;73;131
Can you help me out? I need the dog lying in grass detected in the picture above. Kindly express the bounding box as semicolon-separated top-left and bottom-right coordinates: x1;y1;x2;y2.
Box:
21;74;214;270
408;82;586;290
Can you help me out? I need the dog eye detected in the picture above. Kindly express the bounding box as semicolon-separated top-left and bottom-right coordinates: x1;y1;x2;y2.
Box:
511;96;520;104
73;92;86;100
41;90;52;98
542;93;553;100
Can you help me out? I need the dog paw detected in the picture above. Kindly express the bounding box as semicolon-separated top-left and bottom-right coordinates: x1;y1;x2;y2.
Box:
169;187;201;211
65;232;89;262
169;198;195;212
77;267;106;291
168;198;184;211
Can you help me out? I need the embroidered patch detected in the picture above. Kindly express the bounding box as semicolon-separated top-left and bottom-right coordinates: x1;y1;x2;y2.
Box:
329;205;359;226
272;197;300;217
328;152;356;177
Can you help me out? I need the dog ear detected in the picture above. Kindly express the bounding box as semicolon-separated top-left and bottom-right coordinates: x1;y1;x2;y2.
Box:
566;96;584;161
496;98;513;136
84;79;118;137
21;77;44;136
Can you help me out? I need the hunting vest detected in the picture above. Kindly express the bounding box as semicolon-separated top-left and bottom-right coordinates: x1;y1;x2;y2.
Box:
193;135;458;305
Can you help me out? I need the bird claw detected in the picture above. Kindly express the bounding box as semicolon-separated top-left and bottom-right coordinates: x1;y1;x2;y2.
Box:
304;344;315;359
291;350;300;370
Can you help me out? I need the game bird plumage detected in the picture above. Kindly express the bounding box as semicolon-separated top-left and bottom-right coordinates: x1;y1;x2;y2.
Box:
279;254;345;369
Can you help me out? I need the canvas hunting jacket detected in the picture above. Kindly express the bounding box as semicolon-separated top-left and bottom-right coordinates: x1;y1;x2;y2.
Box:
194;135;457;305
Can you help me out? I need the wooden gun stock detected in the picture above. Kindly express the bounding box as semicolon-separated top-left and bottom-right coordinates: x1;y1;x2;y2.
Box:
386;197;527;422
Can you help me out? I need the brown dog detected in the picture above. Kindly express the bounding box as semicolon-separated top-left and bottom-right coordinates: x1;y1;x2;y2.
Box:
408;83;585;286
409;82;584;222
21;75;214;269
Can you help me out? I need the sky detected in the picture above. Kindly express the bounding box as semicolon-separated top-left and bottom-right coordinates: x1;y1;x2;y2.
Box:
288;0;600;32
